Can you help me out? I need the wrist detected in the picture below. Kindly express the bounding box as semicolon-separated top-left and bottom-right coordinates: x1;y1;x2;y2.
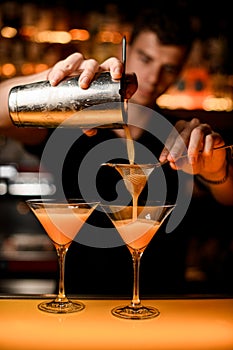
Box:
196;160;229;185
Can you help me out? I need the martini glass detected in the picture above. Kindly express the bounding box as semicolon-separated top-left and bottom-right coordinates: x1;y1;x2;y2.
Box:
26;198;99;314
101;201;175;320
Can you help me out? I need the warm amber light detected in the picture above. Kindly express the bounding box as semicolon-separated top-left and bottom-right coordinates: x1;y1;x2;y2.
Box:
34;30;71;44
0;298;233;350
96;31;122;44
69;29;90;41
1;63;16;77
21;63;35;75
1;26;17;38
34;63;49;73
157;67;233;111
203;96;233;111
20;26;37;39
157;94;195;110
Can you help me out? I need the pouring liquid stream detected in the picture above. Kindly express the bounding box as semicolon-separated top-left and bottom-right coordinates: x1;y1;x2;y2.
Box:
112;35;145;220
123;124;135;165
121;126;153;220
122;124;139;220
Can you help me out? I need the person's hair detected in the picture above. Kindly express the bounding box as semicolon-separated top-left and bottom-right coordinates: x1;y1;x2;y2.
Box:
129;6;194;55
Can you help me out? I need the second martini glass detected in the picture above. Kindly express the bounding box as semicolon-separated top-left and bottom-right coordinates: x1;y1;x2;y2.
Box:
101;201;175;320
26;198;99;314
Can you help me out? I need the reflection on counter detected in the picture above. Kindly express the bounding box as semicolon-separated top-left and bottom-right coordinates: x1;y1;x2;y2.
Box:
1;297;233;350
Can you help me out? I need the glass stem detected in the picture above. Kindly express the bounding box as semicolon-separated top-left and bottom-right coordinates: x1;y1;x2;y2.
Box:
55;246;69;302
131;250;143;307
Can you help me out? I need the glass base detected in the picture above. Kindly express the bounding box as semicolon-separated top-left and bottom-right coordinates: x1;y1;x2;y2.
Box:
111;304;160;320
38;300;85;314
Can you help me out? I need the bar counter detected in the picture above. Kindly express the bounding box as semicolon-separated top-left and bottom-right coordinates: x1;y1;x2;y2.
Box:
1;295;233;350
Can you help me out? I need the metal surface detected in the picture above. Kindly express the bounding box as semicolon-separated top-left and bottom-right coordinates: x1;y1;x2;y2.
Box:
8;71;127;128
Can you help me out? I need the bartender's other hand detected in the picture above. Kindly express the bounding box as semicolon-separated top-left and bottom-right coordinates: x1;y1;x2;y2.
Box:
159;118;226;175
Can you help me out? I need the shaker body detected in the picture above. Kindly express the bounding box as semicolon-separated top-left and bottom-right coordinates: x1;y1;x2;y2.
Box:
9;72;127;128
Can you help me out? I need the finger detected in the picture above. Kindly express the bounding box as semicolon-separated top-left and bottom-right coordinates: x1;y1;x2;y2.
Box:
187;123;213;163
159;125;181;161
196;132;226;168
78;59;101;88
166;119;202;163
159;120;191;162
99;57;123;80
48;53;85;85
202;132;225;154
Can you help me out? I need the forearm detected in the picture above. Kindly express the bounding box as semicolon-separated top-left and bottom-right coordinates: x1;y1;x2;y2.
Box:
0;70;50;144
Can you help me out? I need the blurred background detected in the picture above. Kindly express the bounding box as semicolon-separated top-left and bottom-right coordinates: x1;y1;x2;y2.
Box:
0;0;233;295
1;0;233;109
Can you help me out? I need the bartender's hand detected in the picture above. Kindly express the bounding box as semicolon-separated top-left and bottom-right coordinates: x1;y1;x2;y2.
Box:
47;52;137;136
48;53;121;86
47;52;137;97
159;118;227;179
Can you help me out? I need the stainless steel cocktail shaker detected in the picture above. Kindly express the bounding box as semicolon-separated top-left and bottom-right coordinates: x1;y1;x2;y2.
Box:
8;71;129;129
